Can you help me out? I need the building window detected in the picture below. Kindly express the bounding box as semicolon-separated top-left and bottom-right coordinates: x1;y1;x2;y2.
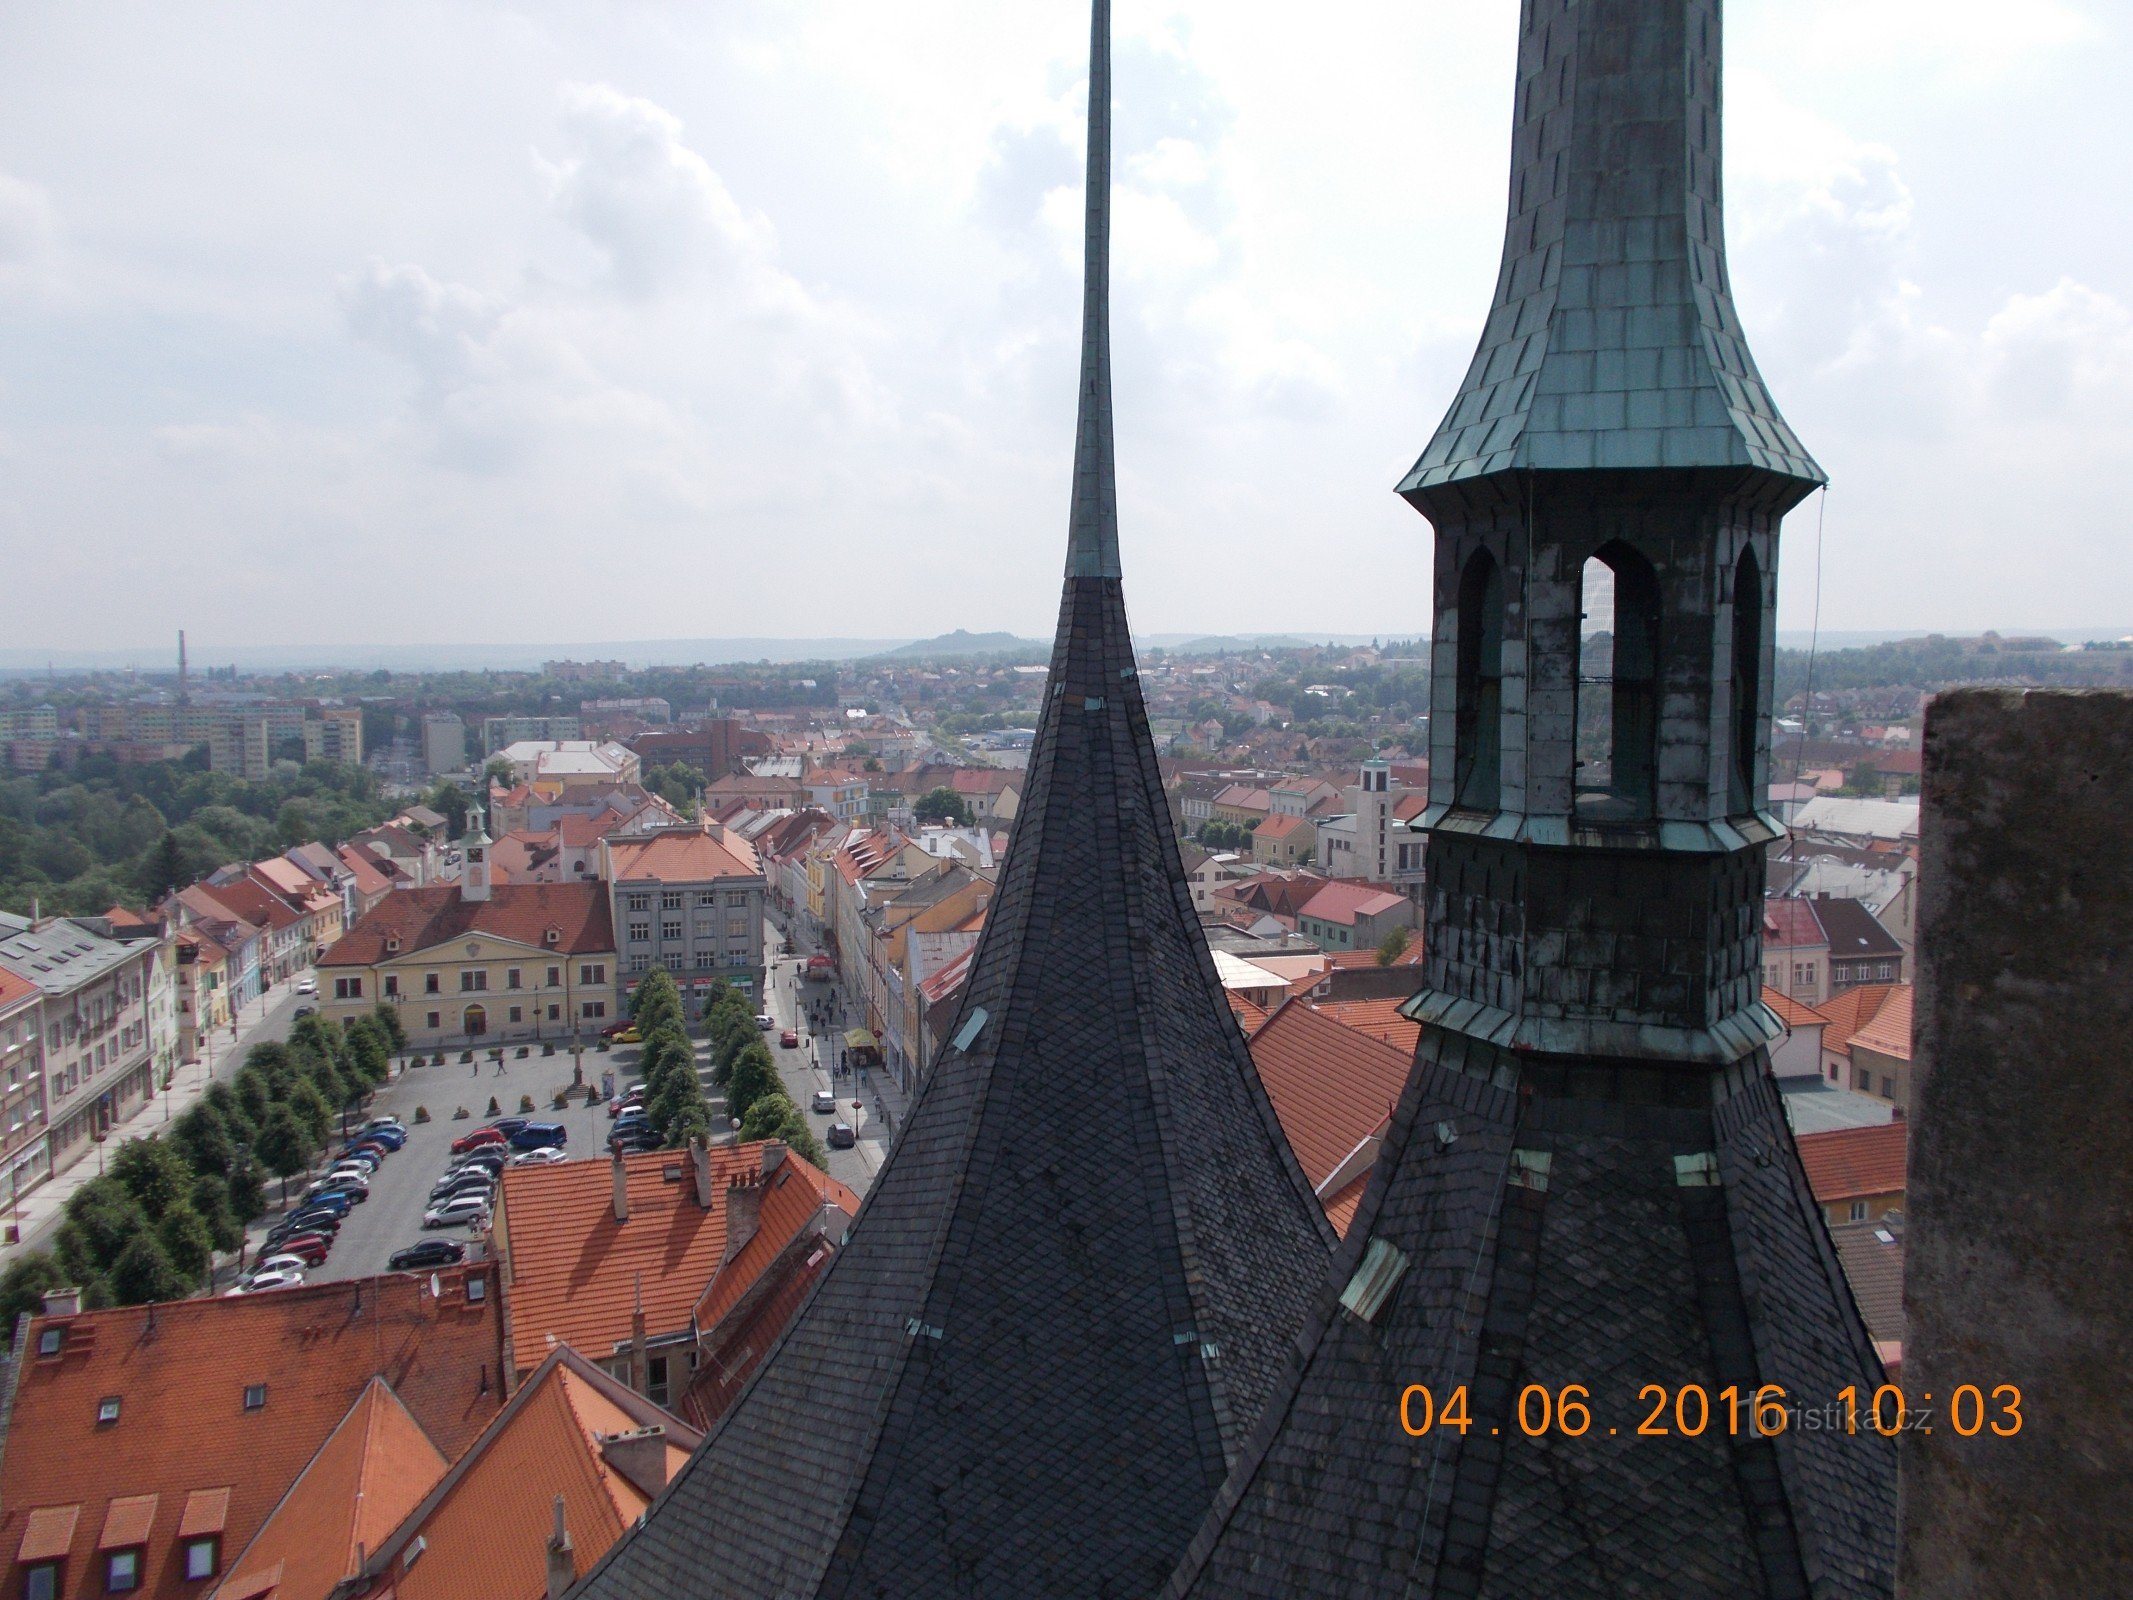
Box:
580;965;606;985
425;974;441;995
107;1550;141;1592
506;969;522;990
1848;1200;1868;1222
629;956;650;974
23;1563;59;1600
726;892;748;908
460;971;488;993
1728;545;1763;816
661;921;682;941
334;977;363;1000
547;966;561;987
697;892;717;907
647;1354;670;1406
626;893;650;912
660;892;683;911
183;1539;218;1582
547;1004;561;1021
97;1396;121;1424
1453;547;1503;811
37;1326;62;1357
426;1012;442;1030
508;1006;523;1024
383;975;399;998
629;923;650;944
1575;541;1660;821
582;1001;607;1020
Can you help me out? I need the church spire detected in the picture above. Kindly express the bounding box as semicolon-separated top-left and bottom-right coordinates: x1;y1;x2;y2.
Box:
1066;0;1120;579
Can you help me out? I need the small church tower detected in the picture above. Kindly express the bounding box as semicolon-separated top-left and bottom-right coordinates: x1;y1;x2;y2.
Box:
460;809;491;903
1167;3;1897;1595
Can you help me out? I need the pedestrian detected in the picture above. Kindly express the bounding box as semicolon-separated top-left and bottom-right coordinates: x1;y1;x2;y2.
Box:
470;1059;478;1077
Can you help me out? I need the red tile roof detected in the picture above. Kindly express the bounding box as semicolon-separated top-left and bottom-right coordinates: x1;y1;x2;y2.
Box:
0;963;36;1013
1224;992;1270;1034
1254;814;1310;842
1794;1122;1908;1204
1762;987;1831;1030
495;1145;856;1378
1298;881;1407;926
319;884;613;969
604;825;762;884
1848;985;1912;1061
194;878;304;935
1761;898;1826;950
0;1269;503;1600
1816;984;1902;1057
351;1349;701;1600
334;847;393;901
216;1378;449;1600
1247;999;1410;1219
1309;997;1422;1054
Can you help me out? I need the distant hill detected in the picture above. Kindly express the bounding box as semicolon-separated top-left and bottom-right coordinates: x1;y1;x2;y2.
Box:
877;630;1049;661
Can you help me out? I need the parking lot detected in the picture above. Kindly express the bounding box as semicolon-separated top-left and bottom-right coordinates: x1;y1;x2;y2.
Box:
244;1039;675;1284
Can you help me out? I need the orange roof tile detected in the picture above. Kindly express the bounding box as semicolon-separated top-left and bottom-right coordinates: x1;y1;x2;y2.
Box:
0;1269;503;1600
1816;983;1902;1057
1794;1122;1908;1204
1310;997;1422;1054
1849;985;1912;1061
320;883;613;969
217;1379;448;1600
693;1165;857;1333
1247;999;1410;1200
357;1350;701;1600
604;826;761;884
1320;1173;1369;1239
1762;987;1832;1031
1224;992;1270;1034
496;1146;856;1377
1255;813;1309;841
0;963;37;1013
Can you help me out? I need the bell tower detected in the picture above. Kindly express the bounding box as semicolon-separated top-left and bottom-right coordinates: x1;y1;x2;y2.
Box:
1166;4;1897;1596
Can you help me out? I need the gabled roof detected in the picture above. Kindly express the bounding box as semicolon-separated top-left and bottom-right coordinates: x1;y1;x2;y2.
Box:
1828;1218;1907;1363
0;1270;503;1600
318;883;613;968
495;1144;853;1374
0;963;37;1014
200;879;304;934
1849;985;1913;1061
349;1348;703;1600
1297;880;1406;926
213;1378;448;1600
1812;896;1904;959
1308;996;1422;1054
1255;813;1311;842
1815;983;1902;1057
1795;1122;1908;1204
1763;987;1831;1031
1762;897;1827;950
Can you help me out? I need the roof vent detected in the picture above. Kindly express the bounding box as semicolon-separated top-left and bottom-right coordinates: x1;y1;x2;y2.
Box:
1339;1238;1409;1324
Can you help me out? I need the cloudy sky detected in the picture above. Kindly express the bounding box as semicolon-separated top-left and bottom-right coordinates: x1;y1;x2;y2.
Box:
1;0;2127;657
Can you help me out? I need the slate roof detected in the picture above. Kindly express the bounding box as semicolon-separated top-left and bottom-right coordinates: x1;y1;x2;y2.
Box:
0;1270;502;1600
1813;897;1904;960
1398;0;1823;498
572;7;1332;1594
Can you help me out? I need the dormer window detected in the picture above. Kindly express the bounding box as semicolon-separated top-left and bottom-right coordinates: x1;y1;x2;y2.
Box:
545;928;560;944
37;1326;63;1357
385;936;402;953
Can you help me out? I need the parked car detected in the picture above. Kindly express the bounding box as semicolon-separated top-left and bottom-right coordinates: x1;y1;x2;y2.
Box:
265;1215;339;1247
828;1121;856;1149
779;1030;800;1049
253;1252;313;1277
430;1173;495;1202
292;1005;315;1019
610;1128;659;1154
423;1194;492;1229
352;1127;404;1150
313;1167;371;1192
451;1128;508;1154
486;1118;531;1137
337;1143;388;1166
508;1122;567;1151
293;1192;352;1217
260;1234;329;1265
363;1116;405;1134
450;1154;507;1179
601;1018;636;1039
295;976;318;997
511;1147;568;1166
608;1092;646;1119
239;1268;306;1293
811;1091;838;1114
754;1013;775;1030
389;1239;468;1271
610;1026;643;1045
308;1181;368;1205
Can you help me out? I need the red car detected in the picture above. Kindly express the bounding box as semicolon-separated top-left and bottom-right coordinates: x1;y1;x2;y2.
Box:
265;1233;330;1266
779;1029;800;1049
451;1127;508;1154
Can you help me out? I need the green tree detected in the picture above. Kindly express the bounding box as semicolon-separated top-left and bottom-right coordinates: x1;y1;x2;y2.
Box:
57;1178;149;1280
371;1000;407;1053
1375;925;1412;966
287;1078;333;1149
913;787;973;826
110;1232;187;1306
0;1253;68;1342
136;831;189;902
631;967;684;1028
254;1105;311;1200
170;1102;237;1179
109;1137;196;1217
483;756;516;788
424;781;469;838
706;1009;758;1087
157;1203;217;1286
189;1173;245;1255
344;1017;390;1088
739;1091;800;1141
226;1157;267;1223
232;1066;275;1132
725;1042;779;1126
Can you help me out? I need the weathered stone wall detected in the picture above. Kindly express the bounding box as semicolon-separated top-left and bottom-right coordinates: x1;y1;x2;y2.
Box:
1902;689;2133;1596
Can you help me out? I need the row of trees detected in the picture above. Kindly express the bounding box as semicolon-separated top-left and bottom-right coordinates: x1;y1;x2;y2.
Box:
0;1004;407;1334
627;968;825;1166
1196;818;1260;850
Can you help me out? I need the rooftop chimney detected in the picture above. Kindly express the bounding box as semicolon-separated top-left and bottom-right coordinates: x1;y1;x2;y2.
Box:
760;1140;788;1175
42;1287;82;1318
689;1136;713;1211
611;1149;629;1223
723;1171;764;1266
597;1427;670;1500
629;1273;648;1396
544;1495;575;1600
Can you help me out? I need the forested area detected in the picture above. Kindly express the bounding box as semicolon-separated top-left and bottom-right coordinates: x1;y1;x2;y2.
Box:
0;755;390;917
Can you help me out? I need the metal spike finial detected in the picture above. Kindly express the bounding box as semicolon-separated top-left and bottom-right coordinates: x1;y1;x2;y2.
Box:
1064;0;1120;581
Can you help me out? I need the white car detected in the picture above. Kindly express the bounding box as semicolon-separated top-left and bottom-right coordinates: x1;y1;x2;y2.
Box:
295;977;318;997
511;1147;568;1166
362;1117;405;1135
253;1253;311;1276
240;1268;306;1293
755;1013;775;1030
423;1194;492;1229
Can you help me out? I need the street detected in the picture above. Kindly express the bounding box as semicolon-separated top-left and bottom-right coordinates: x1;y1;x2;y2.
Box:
757;914;896;1198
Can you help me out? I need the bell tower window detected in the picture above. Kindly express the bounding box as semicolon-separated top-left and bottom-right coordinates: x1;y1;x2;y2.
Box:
1729;545;1763;816
1575;541;1659;820
1453;549;1503;811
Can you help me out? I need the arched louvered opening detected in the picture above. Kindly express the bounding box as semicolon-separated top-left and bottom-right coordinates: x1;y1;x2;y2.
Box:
1575;541;1660;820
1453;548;1503;811
1729;545;1764;816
